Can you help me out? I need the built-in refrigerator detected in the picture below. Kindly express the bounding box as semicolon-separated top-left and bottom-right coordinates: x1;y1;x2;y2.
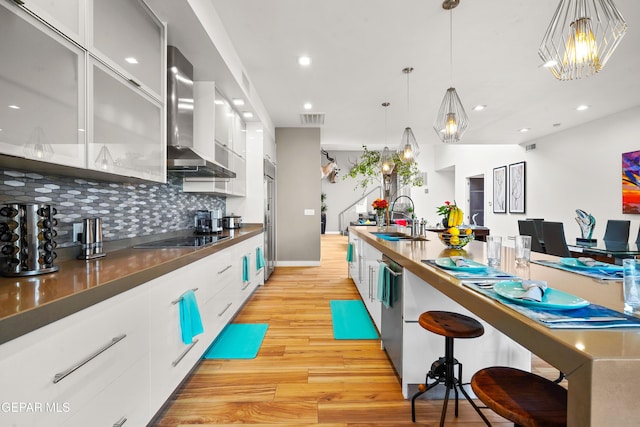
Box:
263;159;276;280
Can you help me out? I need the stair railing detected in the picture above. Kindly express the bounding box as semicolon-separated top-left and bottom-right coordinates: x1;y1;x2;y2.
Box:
338;186;382;235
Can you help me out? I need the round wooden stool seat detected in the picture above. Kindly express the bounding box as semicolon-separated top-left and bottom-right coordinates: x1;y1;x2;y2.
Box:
418;311;484;339
471;367;567;427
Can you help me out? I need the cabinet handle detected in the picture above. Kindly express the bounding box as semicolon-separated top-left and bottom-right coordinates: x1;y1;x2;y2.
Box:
53;334;127;384
113;417;127;427
218;302;233;317
218;264;233;275
12;0;25;5
241;281;251;290
171;287;199;305
172;339;198;367
128;79;141;88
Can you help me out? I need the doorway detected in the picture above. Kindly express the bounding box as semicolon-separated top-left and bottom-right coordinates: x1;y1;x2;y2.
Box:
468;176;485;226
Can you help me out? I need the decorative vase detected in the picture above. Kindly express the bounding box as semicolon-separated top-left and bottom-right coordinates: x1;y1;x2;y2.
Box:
376;211;385;231
442;217;449;228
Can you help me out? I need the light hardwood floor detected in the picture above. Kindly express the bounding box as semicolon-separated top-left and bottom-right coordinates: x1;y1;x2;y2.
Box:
151;234;563;426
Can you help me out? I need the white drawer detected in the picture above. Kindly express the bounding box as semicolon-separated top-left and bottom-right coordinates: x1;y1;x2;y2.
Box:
0;284;149;427
62;356;149;427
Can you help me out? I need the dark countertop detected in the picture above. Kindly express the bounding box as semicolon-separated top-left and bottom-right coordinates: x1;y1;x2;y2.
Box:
0;224;263;345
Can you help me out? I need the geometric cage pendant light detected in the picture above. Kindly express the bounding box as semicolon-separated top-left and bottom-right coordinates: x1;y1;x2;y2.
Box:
433;0;469;144
538;0;627;81
397;67;420;163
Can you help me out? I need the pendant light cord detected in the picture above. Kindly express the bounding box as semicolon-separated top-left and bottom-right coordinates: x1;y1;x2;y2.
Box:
449;9;453;85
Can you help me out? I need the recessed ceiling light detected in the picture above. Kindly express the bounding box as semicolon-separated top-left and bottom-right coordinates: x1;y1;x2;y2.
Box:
8;105;20;110
298;56;311;66
214;100;224;105
243;111;253;118
232;98;245;106
256;129;263;133
226;112;234;117
304;102;313;110
518;128;531;133
125;57;138;64
472;105;487;111
576;105;590;111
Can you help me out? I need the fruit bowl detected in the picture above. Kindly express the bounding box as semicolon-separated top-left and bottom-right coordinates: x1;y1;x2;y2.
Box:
438;229;475;249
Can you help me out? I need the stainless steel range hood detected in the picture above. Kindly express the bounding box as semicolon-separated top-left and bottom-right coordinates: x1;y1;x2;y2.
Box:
166;46;236;179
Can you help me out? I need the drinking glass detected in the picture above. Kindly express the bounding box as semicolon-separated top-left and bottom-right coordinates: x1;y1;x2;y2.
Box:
515;235;532;266
486;235;502;267
623;259;640;314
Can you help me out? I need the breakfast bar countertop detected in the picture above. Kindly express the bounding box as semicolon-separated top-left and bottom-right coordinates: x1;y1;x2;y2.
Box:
0;224;263;345
350;225;640;427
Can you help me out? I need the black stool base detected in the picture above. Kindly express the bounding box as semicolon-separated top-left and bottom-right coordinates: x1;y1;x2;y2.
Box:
411;337;491;426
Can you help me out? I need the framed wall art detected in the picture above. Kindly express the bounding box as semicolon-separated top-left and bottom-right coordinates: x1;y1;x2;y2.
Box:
493;165;507;213
622;150;640;214
509;161;526;213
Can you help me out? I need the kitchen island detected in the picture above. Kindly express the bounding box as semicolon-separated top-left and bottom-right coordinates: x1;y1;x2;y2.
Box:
350;225;640;427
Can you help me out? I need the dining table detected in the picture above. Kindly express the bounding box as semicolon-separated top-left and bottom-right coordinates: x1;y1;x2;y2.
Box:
569;239;640;264
352;226;640;427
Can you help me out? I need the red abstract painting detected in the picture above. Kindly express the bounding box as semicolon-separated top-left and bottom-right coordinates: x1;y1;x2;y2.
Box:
622;150;640;213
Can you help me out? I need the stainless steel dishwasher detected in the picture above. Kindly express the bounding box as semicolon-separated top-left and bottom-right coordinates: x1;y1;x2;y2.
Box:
379;254;403;378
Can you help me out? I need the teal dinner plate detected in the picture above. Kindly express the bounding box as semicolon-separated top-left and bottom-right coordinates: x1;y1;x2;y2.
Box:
435;257;487;272
559;258;621;271
493;281;590;310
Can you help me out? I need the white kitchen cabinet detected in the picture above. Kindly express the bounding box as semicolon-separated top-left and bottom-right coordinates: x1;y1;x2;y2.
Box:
214;90;232;148
348;233;362;288
17;0;86;45
228;149;246;196
88;0;164;101
0;282;149;427
0;2;86;169
363;242;382;331
62;356;149;427
88;58;165;182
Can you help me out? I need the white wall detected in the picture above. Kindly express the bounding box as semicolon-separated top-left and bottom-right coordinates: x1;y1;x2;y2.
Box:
423;106;640;242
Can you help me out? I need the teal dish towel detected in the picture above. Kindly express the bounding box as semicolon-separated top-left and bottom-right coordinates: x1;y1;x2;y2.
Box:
346;243;354;262
179;290;204;345
242;255;250;282
256;247;266;270
376;265;393;308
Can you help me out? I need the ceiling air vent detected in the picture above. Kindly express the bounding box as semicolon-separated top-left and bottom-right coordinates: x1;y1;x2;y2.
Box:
300;112;325;125
525;143;537;151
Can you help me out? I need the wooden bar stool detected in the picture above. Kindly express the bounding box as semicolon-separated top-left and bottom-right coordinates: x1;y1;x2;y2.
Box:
410;311;491;426
471;366;567;427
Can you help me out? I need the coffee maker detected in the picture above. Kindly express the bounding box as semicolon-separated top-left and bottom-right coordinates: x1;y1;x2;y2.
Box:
195;210;223;234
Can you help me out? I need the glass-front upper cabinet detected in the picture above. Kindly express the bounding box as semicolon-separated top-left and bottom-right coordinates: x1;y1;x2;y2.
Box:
17;0;86;45
88;0;164;101
88;58;164;182
0;2;85;168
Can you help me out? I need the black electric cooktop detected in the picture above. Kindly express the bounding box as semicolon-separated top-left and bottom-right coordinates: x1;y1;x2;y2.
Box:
133;234;230;249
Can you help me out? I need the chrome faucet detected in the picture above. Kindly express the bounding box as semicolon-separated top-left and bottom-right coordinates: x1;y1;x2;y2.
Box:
390;195;418;237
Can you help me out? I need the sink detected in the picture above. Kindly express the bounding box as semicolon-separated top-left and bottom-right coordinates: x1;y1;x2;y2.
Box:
371;231;428;242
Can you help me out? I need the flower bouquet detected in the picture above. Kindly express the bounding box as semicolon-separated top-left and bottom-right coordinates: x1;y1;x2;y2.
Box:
372;198;389;230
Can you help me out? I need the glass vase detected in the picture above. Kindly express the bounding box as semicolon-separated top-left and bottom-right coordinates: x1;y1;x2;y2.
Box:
376;211;385;231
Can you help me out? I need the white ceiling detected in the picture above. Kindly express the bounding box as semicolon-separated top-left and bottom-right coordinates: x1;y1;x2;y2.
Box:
152;0;640;152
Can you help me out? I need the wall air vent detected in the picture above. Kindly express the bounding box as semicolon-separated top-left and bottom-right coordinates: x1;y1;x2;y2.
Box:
300;112;325;125
525;143;537;151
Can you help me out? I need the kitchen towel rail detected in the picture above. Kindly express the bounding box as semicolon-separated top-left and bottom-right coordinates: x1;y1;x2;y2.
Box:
171;288;199;305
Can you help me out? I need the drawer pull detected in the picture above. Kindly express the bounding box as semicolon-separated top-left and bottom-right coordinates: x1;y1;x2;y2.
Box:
218;264;233;275
113;417;127;427
218;302;232;317
53;334;127;384
172;339;198;367
171;287;199;305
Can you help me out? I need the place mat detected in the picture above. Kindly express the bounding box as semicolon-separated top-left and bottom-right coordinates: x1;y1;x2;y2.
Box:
462;282;640;329
204;323;269;359
422;259;519;280
531;259;623;281
330;300;379;340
